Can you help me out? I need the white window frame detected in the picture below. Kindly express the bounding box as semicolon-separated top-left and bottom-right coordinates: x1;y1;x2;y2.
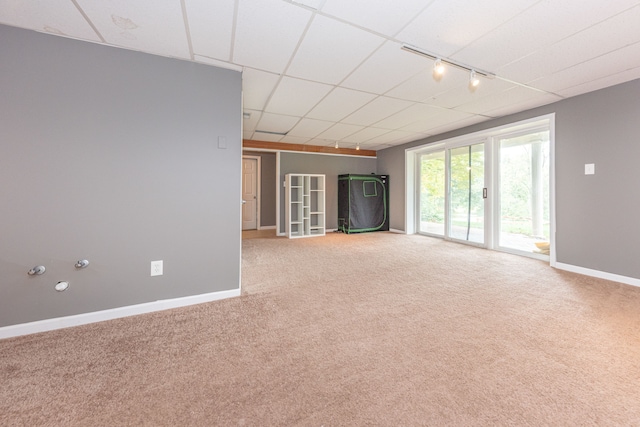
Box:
405;114;556;265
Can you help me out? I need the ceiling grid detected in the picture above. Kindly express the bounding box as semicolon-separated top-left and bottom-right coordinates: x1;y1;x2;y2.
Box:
1;0;639;150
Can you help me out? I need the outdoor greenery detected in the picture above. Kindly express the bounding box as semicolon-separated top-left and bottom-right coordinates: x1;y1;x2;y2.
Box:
419;133;550;241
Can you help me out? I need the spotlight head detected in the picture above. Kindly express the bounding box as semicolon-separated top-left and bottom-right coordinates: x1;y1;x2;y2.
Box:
469;70;480;88
433;58;445;76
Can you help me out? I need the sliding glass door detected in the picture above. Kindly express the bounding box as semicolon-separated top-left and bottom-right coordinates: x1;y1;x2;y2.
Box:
418;151;445;236
497;131;550;255
414;116;552;260
449;143;485;245
418;142;486;246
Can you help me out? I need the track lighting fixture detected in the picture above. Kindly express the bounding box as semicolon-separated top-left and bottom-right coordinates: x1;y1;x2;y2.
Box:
356;143;360;150
433;58;445;76
335;141;339;149
469;70;480;88
401;44;494;89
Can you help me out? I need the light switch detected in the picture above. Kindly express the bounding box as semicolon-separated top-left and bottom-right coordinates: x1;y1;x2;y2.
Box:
585;163;595;175
218;136;227;149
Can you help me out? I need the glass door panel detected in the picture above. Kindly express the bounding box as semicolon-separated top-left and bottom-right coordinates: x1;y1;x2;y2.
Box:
418;151;445;236
449;144;485;244
498;131;550;255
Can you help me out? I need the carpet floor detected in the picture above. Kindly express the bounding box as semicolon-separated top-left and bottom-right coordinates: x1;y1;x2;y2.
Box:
2;232;640;426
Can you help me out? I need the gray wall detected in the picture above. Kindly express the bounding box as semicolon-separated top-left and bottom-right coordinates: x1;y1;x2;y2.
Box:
280;153;377;231
377;78;640;279
243;151;277;227
0;25;242;327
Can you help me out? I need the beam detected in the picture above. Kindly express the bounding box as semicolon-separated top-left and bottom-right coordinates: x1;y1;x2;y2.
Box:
243;139;376;157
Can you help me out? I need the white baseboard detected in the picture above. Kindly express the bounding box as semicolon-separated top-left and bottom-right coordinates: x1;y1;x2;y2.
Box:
389;228;406;234
0;288;241;340
554;262;640;288
258;225;276;230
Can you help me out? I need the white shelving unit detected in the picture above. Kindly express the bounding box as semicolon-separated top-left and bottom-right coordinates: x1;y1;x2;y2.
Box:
285;174;325;238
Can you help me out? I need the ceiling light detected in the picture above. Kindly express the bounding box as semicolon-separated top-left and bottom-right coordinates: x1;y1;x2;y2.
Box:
335;141;339;149
469;70;480;88
433;58;445;76
401;44;495;80
356;143;360;150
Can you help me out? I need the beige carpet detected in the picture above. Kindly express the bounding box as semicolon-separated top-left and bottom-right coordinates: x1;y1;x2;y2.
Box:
2;232;640;426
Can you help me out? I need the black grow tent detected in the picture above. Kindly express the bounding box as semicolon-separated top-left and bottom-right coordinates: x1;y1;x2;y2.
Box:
338;174;389;234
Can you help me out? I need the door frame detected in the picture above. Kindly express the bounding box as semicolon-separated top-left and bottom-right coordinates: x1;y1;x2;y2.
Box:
242;155;261;230
405;113;556;265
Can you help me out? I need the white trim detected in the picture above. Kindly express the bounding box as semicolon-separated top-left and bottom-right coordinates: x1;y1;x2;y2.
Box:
0;288;241;340
554;263;640;288
405;149;416;234
258;225;276;230
276;151;281;236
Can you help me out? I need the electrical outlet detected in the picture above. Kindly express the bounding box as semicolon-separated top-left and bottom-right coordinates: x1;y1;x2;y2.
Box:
150;260;163;276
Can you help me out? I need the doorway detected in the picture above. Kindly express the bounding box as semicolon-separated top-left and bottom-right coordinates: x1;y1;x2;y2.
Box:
242;156;260;230
411;114;555;261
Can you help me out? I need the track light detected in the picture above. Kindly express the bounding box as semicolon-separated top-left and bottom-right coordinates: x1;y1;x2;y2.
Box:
469;70;480;88
335;141;339;149
401;44;495;88
356;143;360;150
433;58;445;76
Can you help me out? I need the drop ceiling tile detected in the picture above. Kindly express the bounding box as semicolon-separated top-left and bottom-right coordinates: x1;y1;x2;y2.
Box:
364;130;425;146
306;88;376;121
242;109;261;132
287;14;385;84
233;0;311;73
343;97;415;126
385;67;468;102
452;0;640;72
418;115;489;137
481;93;562;118
341;41;429;94
287;118;334;138
555;67;640;98
252;132;284;142
400;108;475;133
185;0;234;60
498;5;640;83
530;42;640;94
397;0;538;58
0;0;100;41
76;0;190;59
428;77;517;109
317;123;364;140
255;112;300;134
321;0;428;37
454;86;550;116
375;103;445;130
342;127;391;143
242;68;281;110
265;76;333;116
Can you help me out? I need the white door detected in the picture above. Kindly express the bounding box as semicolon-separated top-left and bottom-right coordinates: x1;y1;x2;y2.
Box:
242;157;258;230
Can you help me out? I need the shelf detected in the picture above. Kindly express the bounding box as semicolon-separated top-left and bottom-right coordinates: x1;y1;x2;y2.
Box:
285;173;325;239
